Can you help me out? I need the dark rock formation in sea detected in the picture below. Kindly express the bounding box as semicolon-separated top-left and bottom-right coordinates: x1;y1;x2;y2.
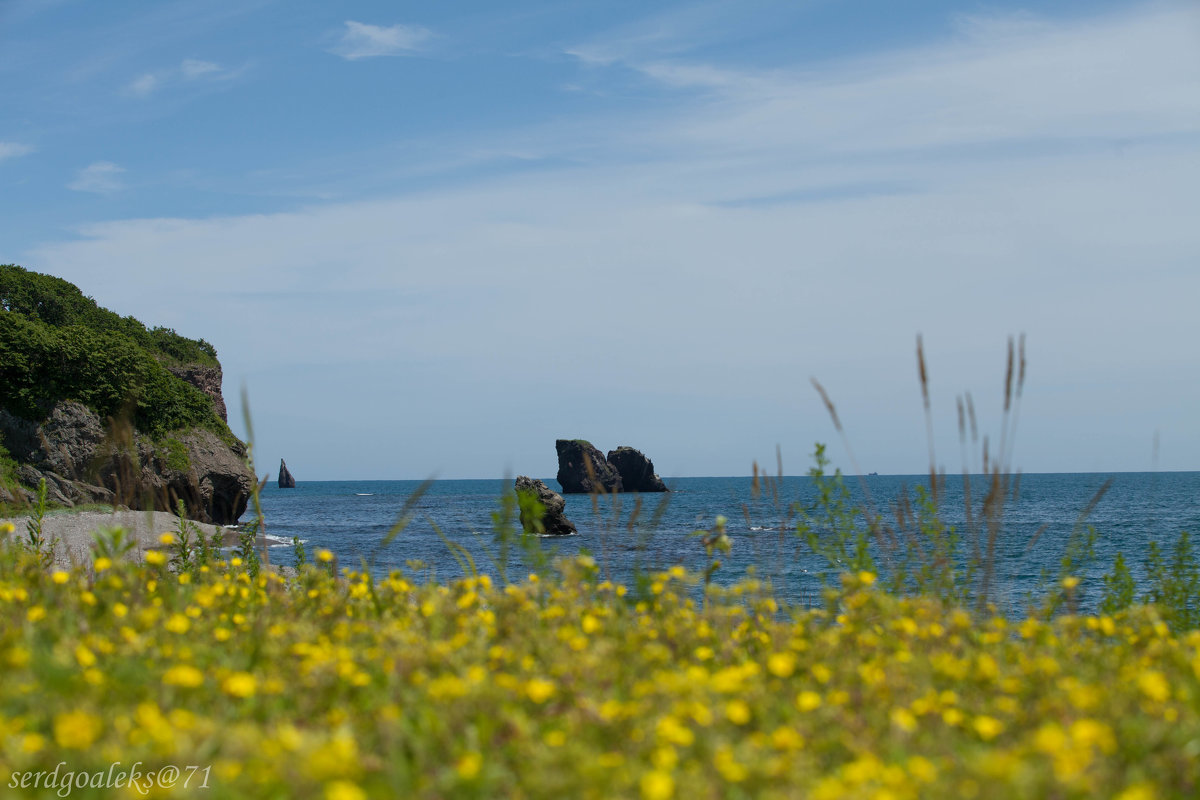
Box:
514;476;577;536
606;446;669;493
278;459;296;489
555;439;623;494
0;400;253;524
167;364;228;422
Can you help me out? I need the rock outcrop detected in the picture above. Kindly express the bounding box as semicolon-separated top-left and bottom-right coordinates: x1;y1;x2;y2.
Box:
606;446;668;493
0;400;253;525
278;459;296;488
515;476;576;536
167;364;228;422
555;439;623;494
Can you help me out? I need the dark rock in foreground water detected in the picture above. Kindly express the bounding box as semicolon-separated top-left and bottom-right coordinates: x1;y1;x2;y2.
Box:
555;439;623;494
278;459;296;488
606;446;668;492
514;476;576;535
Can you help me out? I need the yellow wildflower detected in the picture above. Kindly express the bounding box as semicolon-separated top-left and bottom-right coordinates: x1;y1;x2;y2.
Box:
525;678;556;704
324;781;366;800
223;672;258;698
640;770;674;800
767;652;796;678
51;570;70;584
455;752;483;779
54;710;102;749
163;665;206;688
145;550;167;566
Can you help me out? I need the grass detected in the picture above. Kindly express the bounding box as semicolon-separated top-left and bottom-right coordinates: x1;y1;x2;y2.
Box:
0;525;1196;799
0;335;1197;798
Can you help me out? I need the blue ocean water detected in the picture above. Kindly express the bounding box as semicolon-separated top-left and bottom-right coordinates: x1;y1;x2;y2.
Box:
253;472;1200;615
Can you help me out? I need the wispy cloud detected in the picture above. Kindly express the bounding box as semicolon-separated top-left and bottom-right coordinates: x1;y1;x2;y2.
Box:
180;58;221;78
27;2;1200;476
332;20;433;60
126;72;160;97
68;161;125;193
0;141;35;162
124;58;240;98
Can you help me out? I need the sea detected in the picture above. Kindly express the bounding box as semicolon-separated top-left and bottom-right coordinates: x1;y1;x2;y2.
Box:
252;472;1200;616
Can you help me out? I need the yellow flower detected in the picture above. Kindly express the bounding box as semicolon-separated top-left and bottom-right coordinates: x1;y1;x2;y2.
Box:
26;605;46;623
973;715;1003;741
1062;576;1080;590
74;644;97;668
725;699;752;725
525;678;556;704
94;557;113;572
165;613;191;634
163;665;206;688
456;752;482;779
858;571;876;586
1138;671;1170;703
1115;783;1157;800
223;671;258;698
54;710;102;749
640;770;675;800
145;550;167;566
891;708;918;733
324;781;366;800
51;570;70;584
317;549;335;563
0;521;15;535
159;532;177;545
796;691;822;711
767;652;796;678
21;732;46;753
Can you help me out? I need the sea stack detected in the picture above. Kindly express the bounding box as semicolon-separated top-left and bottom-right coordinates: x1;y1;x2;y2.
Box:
278;459;296;488
555;439;622;494
606;446;668;492
515;476;577;535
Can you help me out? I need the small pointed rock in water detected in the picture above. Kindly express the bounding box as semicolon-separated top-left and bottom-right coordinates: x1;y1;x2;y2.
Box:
278;458;296;489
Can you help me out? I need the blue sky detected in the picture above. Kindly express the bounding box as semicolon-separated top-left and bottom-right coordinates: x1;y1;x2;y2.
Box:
2;0;1198;480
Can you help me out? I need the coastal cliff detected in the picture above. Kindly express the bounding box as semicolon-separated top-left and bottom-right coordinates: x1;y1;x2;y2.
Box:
0;264;254;524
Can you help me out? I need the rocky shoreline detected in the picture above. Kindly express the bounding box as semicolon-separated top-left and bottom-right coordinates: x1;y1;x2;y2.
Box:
0;509;274;570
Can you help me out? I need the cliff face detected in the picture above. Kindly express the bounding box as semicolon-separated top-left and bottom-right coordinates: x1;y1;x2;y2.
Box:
0;264;254;524
0;401;253;525
167;365;227;422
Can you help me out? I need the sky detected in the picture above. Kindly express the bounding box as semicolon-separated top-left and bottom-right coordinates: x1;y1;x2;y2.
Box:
1;0;1198;481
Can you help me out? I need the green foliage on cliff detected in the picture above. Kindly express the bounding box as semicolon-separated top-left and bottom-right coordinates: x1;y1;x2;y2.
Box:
0;264;227;438
0;264;217;366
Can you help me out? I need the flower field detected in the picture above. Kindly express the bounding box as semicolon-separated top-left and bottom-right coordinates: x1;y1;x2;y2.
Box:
0;519;1198;799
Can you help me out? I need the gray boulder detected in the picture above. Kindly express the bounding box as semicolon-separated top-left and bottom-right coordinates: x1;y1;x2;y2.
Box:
555;439;622;494
606;446;668;493
0;400;253;525
515;476;576;535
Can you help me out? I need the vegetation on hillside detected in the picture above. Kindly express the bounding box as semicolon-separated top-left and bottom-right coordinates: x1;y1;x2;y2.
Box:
0;517;1195;799
0;264;226;438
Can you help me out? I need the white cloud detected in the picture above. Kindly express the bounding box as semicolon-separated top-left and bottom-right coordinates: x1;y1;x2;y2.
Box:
333;20;432;60
126;72;160;97
0;141;35;162
180;58;221;78
28;2;1200;476
68;161;125;193
125;59;237;98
